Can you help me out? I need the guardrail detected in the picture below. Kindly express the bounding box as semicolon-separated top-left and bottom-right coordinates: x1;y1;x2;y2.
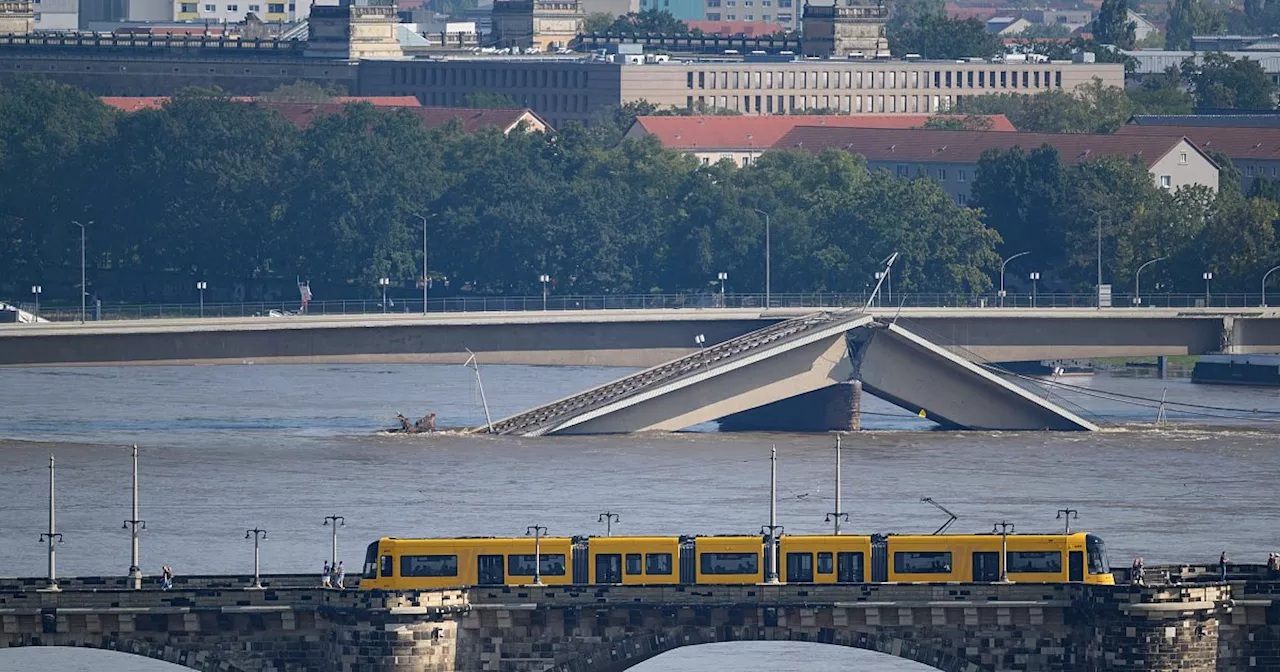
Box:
5;292;1277;323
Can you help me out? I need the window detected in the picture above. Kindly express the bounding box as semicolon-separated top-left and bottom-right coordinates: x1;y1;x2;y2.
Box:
745;13;753;19
894;551;952;574
937;168;946;181
267;2;283;10
204;3;215;9
700;552;759;575
1086;534;1110;575
400;554;459;577
1007;551;1063;574
646;553;673;575
380;555;393;577
762;14;771;21
625;553;643;575
706;12;720;18
180;2;196;9
249;3;258;7
786;552;814;582
958;169;966;182
817;552;834;574
957;193;967;206
1247;165;1256;177
508;554;567;576
726;12;735;18
896;164;908;177
227;3;237;9
742;157;750;167
1160;175;1172;188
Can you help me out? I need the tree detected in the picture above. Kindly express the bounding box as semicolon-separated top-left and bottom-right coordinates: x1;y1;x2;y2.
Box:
584;12;614;33
1181;53;1277;109
919;114;995;130
461;91;519;109
889;15;1002;59
1165;0;1225;50
1127;66;1195;114
1094;0;1137;48
886;0;945;33
257;80;343;103
604;10;692;35
958;79;1133;133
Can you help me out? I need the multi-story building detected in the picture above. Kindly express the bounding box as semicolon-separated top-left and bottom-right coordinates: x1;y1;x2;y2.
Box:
360;57;1125;129
1116;124;1280;193
773;126;1219;205
32;0;77;30
0;0;34;33
704;0;796;31
638;0;701;21
490;0;583;50
801;3;888;58
1123;50;1280;86
173;0;306;24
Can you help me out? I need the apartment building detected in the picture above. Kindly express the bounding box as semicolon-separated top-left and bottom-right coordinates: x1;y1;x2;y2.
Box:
173;0;307;22
1116;124;1280;193
774;126;1219;205
491;0;583;50
360;57;1125;128
704;0;796;31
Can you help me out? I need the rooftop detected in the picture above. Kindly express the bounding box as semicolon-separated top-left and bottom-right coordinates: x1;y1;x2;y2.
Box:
629;114;1017;151
1116;124;1280;159
101;96;421;113
773;126;1201;168
1129;114;1280;128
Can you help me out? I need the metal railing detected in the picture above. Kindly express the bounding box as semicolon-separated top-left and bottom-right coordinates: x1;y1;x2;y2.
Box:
6;292;1276;323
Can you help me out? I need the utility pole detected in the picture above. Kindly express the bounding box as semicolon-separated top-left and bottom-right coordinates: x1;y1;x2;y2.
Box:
245;528;268;589
124;444;145;590
196;281;207;317
993;521;1015;583
324;515;345;568
526;525;547;585
761;446;783;584
415;213;428;315
825;435;848;535
463;348;494;432
39;455;63;592
539;274;551;310
73;220;92;323
754;209;771;308
1096;213;1103;310
597;512;619;537
1056;508;1078;535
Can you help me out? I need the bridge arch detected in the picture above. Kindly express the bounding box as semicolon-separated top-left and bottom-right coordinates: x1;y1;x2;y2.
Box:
3;637;249;672
563;626;987;672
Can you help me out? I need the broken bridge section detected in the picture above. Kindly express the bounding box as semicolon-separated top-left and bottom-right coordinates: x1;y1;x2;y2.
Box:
484;314;1097;435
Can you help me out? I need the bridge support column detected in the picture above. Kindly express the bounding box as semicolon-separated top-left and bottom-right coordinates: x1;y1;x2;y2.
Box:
1081;584;1231;670
717;382;862;432
1157;355;1167;378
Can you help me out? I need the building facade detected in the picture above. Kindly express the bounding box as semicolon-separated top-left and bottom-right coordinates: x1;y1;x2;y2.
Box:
639;0;701;21
1116;124;1280;193
704;0;796;31
172;0;306;23
801;3;888;58
490;0;583;50
0;0;34;33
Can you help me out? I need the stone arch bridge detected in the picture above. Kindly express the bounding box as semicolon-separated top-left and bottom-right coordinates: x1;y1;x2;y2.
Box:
2;574;1277;671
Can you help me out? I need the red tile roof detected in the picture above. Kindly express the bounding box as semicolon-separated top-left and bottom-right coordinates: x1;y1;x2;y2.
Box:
1116;124;1280;160
772;126;1199;168
100;96;422;114
261;103;549;133
629;114;1017;150
100;96;168;113
685;20;785;36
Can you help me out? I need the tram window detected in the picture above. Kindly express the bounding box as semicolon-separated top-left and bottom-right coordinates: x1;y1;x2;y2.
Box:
626;554;643;575
508;554;567;576
817;552;833;574
700;552;759;575
786;552;814;582
1086;535;1110;575
380;555;394;578
400;554;458;577
894;551;952;574
1008;551;1062;573
646;553;673;575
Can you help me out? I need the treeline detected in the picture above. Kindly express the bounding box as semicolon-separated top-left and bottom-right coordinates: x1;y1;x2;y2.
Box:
0;80;997;303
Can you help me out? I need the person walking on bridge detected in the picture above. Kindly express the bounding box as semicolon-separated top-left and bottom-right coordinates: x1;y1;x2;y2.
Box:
1219;551;1230;582
322;561;332;588
333;561;345;590
1267;552;1278;579
161;566;173;591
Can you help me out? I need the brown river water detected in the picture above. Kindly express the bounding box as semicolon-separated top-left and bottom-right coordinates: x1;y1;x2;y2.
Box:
1;363;1278;671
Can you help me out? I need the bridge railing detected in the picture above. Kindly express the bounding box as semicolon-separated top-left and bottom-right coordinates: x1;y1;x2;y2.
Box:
8;292;1275;323
0;573;354;592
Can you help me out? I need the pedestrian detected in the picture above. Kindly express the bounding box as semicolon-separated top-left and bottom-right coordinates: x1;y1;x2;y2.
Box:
1131;557;1141;584
334;561;345;590
322;560;331;588
1267;552;1278;579
161;565;173;591
1219;551;1229;582
1137;557;1145;585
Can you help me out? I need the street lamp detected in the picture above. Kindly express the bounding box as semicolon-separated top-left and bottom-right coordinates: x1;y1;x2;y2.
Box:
324;515;345;569
30;285;41;321
1056;508;1078;535
1134;257;1165;307
196;281;207;317
999;251;1030;308
539;274;550;311
753;208;771;308
874;271;886;308
526;525;547;585
378;278;390;314
72;220;93;323
717;271;727;306
1029;272;1040;308
597;512;619;537
414;213;429;315
1263;265;1280;308
1203;272;1214;306
993;521;1015;583
1095;213;1104;311
245;528;268;589
123;444;145;590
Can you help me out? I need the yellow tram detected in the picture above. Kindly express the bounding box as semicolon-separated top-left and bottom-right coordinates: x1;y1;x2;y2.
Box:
359;532;1113;589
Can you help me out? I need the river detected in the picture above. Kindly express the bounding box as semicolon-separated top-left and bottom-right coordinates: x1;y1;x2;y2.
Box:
1;363;1278;671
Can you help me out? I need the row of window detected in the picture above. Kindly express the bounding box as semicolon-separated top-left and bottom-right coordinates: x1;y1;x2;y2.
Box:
604;552;674;575
391;65;589;90
689;68;1062;92
893;166;968;183
895;550;1063;574
179;1;287;10
398;553;569;577
706;12;791;21
689;93;963;114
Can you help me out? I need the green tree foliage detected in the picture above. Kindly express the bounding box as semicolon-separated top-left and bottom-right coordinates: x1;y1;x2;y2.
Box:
886;0;945;33
1093;0;1137;48
1165;0;1225;50
1181;53;1277;109
889;15;1002;59
919;115;995;130
1127;66;1195;114
460;91;519;108
603;10;693;35
958;79;1134;132
584;11;614;33
256;80;345;103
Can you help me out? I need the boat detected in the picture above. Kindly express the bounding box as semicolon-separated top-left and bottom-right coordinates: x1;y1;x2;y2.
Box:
1191;354;1280;387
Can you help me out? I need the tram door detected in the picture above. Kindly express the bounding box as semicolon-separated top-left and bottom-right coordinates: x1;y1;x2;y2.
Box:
1069;551;1085;582
973;552;1001;582
596;554;622;584
478;555;505;585
837;552;864;582
786;553;814;583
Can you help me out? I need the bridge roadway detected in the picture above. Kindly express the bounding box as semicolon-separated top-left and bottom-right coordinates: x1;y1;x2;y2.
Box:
1;568;1277;671
2;307;1279;368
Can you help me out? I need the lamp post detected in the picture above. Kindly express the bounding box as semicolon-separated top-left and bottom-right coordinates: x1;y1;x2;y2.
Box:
526;525;547;585
753;209;771;308
1056;508;1078;535
539;274;550;311
762;445;781;584
874;271;886;308
415;213;428;315
1134;257;1165;307
196;281;207;317
72;220;93;323
717;271;727;307
993;521;1015;583
31;285;41;321
1203;272;1214;306
1263;265;1280;308
597;512;619;537
324;515;345;569
1095;213;1103;311
824;435;848;535
378;278;390;314
39;455;62;592
245;528;268;589
999;251;1030;308
1029;273;1040;308
123;444;145;590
